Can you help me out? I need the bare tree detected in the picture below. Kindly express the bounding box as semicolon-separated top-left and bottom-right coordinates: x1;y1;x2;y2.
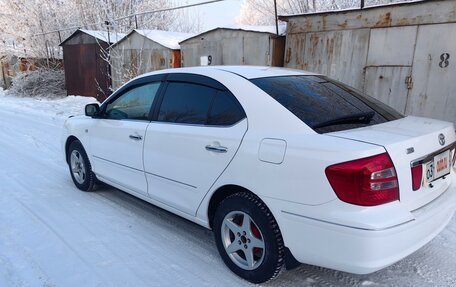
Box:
237;0;416;25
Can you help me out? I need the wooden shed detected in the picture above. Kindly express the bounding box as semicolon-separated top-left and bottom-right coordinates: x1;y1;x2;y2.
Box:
60;29;125;101
110;29;194;89
280;0;456;123
179;25;286;67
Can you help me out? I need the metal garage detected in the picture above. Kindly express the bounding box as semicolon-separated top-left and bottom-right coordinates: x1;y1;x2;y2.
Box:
179;25;286;67
60;29;125;101
110;29;193;89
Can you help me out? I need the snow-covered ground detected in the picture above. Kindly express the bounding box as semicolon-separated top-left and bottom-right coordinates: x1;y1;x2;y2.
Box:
0;91;455;287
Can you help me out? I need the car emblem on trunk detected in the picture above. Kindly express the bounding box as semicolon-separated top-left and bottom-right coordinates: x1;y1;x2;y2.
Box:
438;134;445;146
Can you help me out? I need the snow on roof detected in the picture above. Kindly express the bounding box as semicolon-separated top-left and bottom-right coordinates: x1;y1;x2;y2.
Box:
220;24;287;35
133;29;195;50
79;29;126;44
180;24;287;44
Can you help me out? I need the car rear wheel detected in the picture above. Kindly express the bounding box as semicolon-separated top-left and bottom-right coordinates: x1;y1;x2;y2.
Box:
213;192;284;283
68;140;96;192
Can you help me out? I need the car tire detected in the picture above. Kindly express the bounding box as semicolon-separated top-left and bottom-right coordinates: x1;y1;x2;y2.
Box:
213;192;284;283
68;140;96;192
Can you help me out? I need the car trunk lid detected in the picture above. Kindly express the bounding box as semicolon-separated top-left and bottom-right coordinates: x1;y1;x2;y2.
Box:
328;116;456;211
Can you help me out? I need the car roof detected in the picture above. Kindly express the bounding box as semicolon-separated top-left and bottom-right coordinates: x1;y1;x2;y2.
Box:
211;66;319;79
136;66;320;81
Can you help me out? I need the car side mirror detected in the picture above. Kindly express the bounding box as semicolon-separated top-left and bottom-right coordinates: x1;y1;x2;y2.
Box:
85;103;100;117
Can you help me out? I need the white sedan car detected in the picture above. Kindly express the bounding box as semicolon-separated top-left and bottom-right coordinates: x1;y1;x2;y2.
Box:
63;66;456;283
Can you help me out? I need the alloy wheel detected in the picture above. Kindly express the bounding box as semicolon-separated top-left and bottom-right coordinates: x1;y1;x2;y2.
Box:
70;150;86;184
221;211;265;271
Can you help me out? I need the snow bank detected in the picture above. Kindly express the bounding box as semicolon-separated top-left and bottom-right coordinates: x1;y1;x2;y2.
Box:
0;89;98;119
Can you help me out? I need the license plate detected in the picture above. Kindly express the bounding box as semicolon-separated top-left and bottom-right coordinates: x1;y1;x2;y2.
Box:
425;150;451;184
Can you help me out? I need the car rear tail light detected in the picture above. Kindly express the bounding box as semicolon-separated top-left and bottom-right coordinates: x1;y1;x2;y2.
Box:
411;165;423;191
325;153;399;206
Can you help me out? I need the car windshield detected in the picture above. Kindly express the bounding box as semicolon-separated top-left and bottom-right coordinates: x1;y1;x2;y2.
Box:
250;75;404;133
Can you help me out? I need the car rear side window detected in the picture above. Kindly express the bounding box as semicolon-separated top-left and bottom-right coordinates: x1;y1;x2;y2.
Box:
251;76;403;133
158;82;216;125
208;91;245;126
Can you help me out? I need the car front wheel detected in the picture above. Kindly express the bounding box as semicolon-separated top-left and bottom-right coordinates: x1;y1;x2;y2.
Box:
68;140;96;192
213;192;284;283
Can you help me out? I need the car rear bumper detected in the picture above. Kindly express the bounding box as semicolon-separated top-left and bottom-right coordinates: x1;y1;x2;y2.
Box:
265;173;456;274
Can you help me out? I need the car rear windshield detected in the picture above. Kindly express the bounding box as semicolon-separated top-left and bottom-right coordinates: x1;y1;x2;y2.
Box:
250;75;403;133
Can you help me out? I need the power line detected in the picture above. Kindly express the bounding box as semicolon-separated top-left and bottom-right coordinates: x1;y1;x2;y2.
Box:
116;0;224;21
32;0;225;37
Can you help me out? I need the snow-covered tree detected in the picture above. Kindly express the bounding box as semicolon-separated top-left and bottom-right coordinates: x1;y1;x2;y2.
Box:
0;0;200;62
237;0;416;25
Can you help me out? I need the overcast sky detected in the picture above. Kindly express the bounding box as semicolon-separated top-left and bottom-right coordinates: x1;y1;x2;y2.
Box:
186;0;243;30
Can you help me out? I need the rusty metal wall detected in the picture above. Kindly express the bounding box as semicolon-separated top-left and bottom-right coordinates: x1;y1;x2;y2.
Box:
282;0;456;123
111;32;175;89
284;0;456;33
63;44;96;97
271;36;286;67
363;26;417;114
62;39;111;101
180;29;284;67
172;50;181;68
406;23;456;122
285;29;370;90
364;66;411;114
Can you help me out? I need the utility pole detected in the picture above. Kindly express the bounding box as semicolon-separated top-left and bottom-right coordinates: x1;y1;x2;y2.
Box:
105;21;111;44
274;0;279;35
361;0;365;9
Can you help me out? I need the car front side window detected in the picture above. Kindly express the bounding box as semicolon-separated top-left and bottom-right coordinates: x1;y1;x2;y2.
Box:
105;82;161;120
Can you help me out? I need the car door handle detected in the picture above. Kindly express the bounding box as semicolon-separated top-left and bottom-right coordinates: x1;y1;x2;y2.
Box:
129;134;143;141
205;145;228;153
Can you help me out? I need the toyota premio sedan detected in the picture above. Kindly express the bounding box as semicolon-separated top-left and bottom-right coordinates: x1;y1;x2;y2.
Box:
63;66;456;283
